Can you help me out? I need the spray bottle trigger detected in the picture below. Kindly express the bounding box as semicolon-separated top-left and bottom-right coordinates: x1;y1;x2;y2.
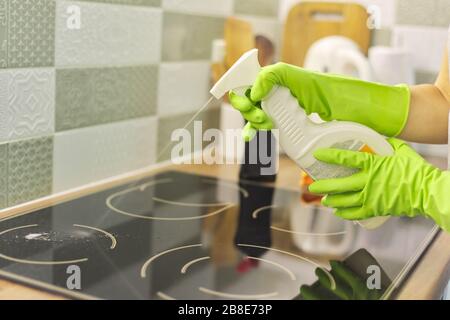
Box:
231;86;252;98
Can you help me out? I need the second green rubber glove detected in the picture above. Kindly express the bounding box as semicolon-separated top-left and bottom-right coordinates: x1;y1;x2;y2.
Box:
229;62;410;140
309;138;450;232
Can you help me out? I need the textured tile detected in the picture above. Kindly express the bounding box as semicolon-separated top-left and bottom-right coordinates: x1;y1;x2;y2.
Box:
415;70;438;84
56;1;162;67
8;136;53;207
371;28;392;46
157;107;220;161
56;65;158;131
158;61;211;117
76;0;161;6
162;12;225;61
392;26;448;72
53;117;157;192
234;0;279;17
0;143;7;208
0;68;55;143
162;0;233;16
435;0;450;27
8;0;55;68
397;0;437;26
0;1;7;68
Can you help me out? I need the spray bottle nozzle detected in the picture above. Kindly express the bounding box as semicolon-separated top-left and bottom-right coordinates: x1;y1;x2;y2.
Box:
210;49;261;99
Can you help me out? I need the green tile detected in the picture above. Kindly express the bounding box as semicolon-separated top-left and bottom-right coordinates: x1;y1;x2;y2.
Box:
0;1;7;68
434;0;450;27
76;0;161;6
0;143;7;209
56;66;158;131
371;28;392;47
397;0;437;26
8;0;55;68
415;70;438;84
8;136;53;207
157;107;221;161
234;0;279;17
162;12;225;61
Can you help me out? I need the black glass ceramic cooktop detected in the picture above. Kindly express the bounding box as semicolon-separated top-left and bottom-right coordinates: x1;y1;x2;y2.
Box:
0;170;438;300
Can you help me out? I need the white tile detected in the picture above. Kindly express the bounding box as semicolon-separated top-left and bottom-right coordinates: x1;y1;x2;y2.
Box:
0;68;55;143
53;117;157;192
157;61;211;117
278;0;396;28
392;25;448;72
55;1;162;67
162;0;233;16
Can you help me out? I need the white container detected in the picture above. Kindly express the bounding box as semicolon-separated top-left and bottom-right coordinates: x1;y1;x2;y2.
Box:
211;49;393;229
369;46;415;85
304;36;372;81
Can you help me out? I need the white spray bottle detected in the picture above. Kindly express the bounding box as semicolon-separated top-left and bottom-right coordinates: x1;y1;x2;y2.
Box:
210;49;393;229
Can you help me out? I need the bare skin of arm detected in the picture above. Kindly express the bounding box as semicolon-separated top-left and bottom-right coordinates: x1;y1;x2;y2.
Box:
399;47;450;144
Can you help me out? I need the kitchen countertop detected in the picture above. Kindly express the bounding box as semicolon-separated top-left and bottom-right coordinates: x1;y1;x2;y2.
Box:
0;156;449;300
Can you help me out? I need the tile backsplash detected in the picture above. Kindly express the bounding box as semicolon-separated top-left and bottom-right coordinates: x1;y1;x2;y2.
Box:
7;135;53;206
0;0;448;209
0;68;55;143
3;0;56;68
0;0;276;209
55;1;162;67
53;117;157;192
55;65;158;131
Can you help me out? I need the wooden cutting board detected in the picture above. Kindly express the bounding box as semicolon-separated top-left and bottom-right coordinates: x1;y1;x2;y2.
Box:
224;17;255;68
282;1;370;67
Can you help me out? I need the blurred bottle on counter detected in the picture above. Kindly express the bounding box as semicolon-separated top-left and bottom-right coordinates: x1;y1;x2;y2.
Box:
240;35;277;182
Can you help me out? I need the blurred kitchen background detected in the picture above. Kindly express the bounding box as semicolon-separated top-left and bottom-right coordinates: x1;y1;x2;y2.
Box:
0;0;448;210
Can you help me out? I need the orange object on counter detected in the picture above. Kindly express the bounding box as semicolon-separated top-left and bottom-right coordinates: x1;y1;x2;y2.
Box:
299;144;376;204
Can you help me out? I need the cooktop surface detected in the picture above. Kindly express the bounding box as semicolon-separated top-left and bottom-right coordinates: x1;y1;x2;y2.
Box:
0;170;438;300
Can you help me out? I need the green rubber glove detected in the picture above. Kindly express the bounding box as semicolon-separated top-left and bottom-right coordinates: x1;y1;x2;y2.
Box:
309;138;450;232
300;261;384;300
229;89;273;141
229;62;410;141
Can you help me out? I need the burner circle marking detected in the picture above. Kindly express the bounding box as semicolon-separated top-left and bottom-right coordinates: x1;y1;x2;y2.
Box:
0;254;88;266
270;225;347;236
237;244;336;290
73;224;117;249
252;206;347;236
141;244;203;278
109;202;235;221
157;291;176;300
0;224;117;265
106;179;235;221
143;243;313;300
0;225;89;265
252;205;278;219
198;287;278;299
152;197;231;208
180;256;210;274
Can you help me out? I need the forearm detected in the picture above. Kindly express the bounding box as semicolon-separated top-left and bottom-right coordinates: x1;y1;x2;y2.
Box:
399;84;450;144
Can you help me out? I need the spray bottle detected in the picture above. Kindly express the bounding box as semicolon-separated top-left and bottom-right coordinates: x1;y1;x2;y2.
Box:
210;49;393;229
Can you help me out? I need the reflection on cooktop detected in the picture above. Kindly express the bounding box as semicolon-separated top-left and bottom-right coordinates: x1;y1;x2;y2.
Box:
0;171;438;300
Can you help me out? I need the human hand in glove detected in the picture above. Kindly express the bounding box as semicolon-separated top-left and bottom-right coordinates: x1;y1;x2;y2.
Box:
309;138;450;232
229;63;410;141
